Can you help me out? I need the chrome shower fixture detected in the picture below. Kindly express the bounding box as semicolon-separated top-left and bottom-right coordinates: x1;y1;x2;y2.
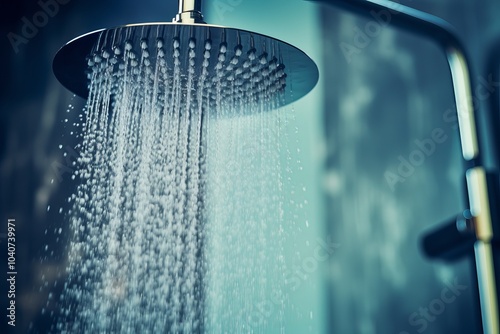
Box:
174;0;205;23
52;0;318;111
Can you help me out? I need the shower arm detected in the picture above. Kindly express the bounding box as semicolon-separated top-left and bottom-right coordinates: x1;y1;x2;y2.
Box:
310;0;499;333
487;41;500;171
173;0;205;23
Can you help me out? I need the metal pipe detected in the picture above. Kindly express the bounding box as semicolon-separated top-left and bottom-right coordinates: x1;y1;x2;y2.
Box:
309;0;499;333
173;0;205;23
486;40;500;174
310;0;480;162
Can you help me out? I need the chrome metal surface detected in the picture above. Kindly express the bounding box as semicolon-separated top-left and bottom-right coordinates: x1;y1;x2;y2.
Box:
53;22;318;110
174;0;204;23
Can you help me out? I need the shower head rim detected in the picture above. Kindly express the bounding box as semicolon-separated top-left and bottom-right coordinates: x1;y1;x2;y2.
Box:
53;22;319;107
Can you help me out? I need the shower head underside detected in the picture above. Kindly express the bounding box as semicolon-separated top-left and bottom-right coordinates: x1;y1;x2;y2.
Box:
53;22;319;111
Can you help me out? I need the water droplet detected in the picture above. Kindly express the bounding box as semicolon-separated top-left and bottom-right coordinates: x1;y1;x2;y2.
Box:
248;49;256;60
125;40;133;51
205;39;212;50
189;38;196;49
219;42;227;53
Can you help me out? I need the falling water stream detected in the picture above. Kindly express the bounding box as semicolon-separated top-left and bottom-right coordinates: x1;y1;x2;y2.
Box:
53;28;301;333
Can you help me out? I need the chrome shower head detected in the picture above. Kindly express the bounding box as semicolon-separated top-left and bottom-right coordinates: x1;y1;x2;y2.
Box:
52;1;318;111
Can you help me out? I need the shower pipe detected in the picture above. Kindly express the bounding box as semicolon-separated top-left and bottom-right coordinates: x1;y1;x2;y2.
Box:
174;0;205;23
310;0;500;333
487;41;500;174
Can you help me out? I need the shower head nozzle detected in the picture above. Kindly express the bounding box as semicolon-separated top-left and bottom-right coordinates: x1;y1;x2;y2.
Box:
52;7;318;111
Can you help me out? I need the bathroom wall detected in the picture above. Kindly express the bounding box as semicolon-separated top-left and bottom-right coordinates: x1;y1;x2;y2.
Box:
319;1;500;333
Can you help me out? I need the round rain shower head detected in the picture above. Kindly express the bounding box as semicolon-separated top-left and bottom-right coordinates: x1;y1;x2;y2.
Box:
53;23;318;111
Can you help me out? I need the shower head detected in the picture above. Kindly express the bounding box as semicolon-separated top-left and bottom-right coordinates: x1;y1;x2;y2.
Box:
52;2;318;111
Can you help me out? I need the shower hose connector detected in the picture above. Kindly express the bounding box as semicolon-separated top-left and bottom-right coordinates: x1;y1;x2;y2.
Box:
173;0;205;24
